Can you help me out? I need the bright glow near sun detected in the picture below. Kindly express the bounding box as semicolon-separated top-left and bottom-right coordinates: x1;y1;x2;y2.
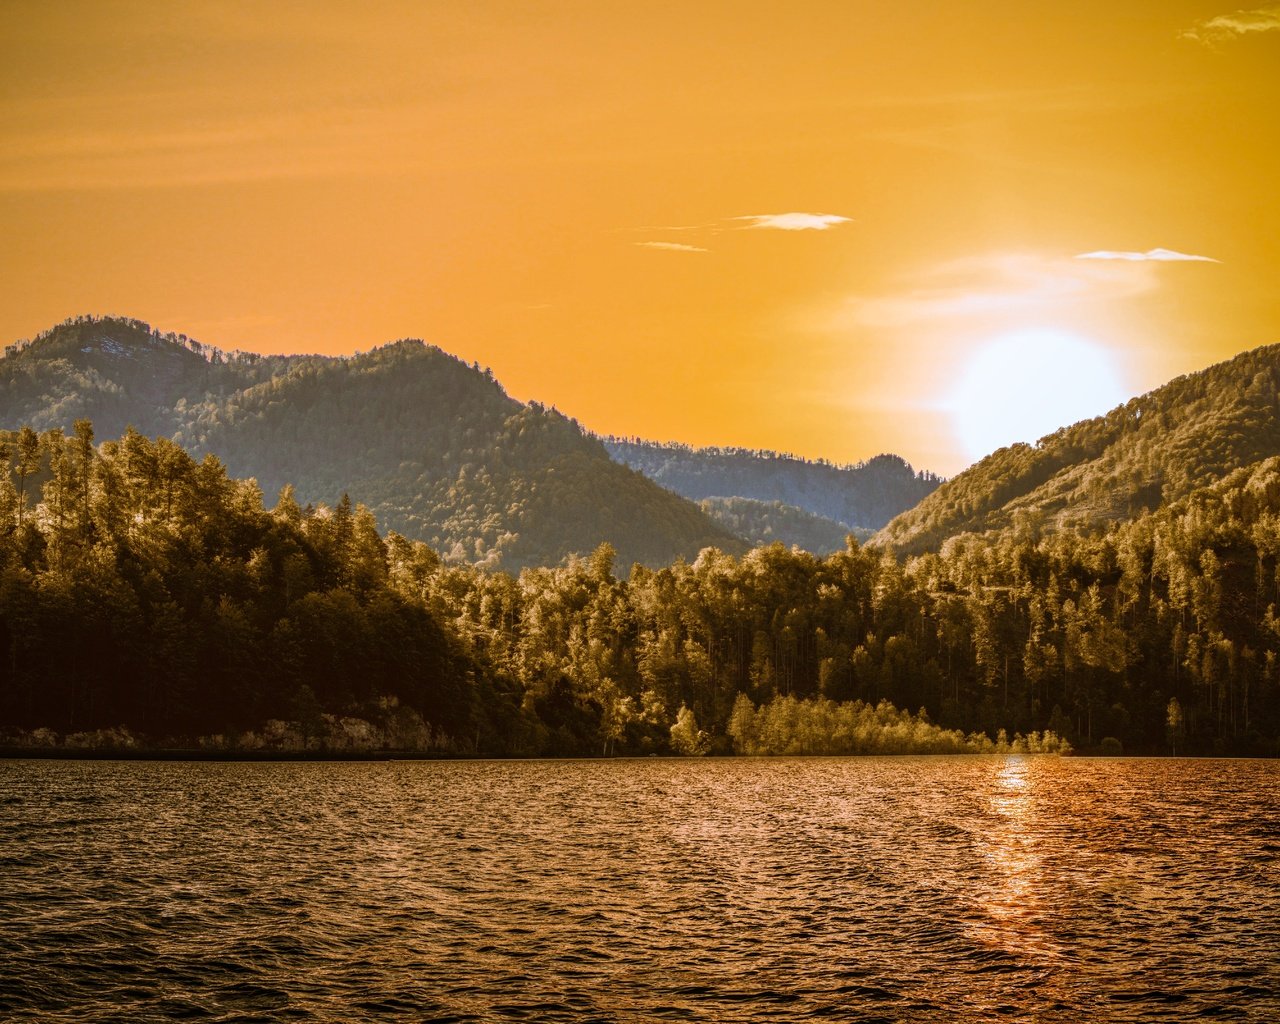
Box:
950;330;1127;465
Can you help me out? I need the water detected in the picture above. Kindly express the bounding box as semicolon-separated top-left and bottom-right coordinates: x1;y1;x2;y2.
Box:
1;756;1277;1023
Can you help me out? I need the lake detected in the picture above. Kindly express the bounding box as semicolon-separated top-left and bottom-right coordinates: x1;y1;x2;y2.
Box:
1;756;1277;1022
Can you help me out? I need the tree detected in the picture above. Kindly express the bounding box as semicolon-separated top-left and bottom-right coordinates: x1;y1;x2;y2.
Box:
727;692;758;753
1166;697;1184;756
669;703;709;755
13;426;40;529
71;420;95;543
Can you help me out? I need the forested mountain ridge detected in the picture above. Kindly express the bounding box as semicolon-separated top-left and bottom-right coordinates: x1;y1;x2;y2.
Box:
876;343;1280;553
699;496;873;554
7;319;1279;756
603;438;942;531
0;316;744;570
4;423;1277;757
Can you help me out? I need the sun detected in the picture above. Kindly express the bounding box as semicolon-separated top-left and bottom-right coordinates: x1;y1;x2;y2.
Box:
950;329;1128;465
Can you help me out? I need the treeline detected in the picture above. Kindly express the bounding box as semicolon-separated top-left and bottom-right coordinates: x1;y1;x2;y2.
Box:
724;695;1071;756
428;451;1280;756
2;424;1279;756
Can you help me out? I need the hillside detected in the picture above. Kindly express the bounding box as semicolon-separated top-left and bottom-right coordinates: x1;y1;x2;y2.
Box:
0;316;744;570
603;438;941;530
699;496;872;553
875;343;1280;553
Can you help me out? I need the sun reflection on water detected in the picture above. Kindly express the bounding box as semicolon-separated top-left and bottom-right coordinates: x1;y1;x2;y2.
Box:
968;757;1063;963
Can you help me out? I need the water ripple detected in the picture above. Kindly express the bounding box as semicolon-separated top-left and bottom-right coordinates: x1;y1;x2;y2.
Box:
1;756;1278;1021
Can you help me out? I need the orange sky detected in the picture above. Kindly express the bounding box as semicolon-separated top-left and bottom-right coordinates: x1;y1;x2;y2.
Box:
2;1;1277;475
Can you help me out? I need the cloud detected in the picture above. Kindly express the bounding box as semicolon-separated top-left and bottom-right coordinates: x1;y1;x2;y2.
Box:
634;241;708;253
627;213;853;240
629;223;717;233
1182;4;1280;44
733;213;852;231
826;252;1161;330
1074;248;1220;263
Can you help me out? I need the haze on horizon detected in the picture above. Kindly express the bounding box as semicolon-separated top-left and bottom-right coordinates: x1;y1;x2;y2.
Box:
1;1;1277;476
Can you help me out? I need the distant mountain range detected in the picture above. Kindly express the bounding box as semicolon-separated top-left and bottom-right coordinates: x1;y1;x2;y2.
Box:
603;439;941;534
876;343;1280;552
0;316;940;569
13;317;1280;570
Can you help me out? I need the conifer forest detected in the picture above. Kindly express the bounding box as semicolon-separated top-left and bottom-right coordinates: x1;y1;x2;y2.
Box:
3;422;1276;757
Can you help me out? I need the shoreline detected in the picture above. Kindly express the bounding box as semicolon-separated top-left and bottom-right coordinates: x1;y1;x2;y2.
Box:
0;747;464;762
3;747;1272;762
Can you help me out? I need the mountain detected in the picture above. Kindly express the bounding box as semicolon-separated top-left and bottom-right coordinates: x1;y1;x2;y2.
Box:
698;496;873;554
0;316;745;570
6;322;1280;757
603;438;941;531
876;343;1280;553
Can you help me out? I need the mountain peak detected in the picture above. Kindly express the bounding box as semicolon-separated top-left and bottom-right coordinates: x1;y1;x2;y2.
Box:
875;341;1280;552
7;314;229;366
0;314;742;570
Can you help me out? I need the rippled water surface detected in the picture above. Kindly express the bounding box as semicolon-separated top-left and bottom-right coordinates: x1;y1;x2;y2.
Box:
2;756;1278;1022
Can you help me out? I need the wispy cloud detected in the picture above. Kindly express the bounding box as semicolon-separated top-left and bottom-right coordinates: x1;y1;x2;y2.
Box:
1074;248;1220;263
634;241;708;253
733;213;852;231
826;252;1160;330
629;212;853;250
630;223;719;233
1181;4;1280;45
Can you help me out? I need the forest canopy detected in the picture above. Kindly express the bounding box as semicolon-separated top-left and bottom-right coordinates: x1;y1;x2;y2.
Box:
2;422;1278;757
